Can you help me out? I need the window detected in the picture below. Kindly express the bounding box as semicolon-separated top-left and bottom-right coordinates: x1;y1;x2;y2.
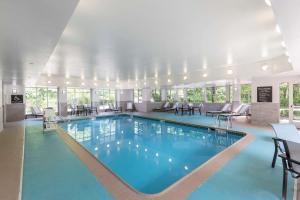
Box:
215;86;226;103
25;87;58;114
177;89;184;101
186;88;204;103
279;82;289;119
67;88;91;108
151;89;161;102
134;89;142;103
206;87;215;103
166;89;176;102
241;84;251;103
229;85;233;102
95;89;116;109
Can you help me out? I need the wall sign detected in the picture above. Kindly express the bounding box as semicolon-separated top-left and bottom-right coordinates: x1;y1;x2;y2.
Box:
11;95;23;104
257;86;272;102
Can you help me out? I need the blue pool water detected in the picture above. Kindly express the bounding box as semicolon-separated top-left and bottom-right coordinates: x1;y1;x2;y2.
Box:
59;115;243;194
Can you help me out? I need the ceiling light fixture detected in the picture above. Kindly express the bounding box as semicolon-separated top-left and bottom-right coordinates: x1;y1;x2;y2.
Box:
47;80;51;84
262;64;268;71
155;80;158;85
167;79;171;83
81;82;85;86
276;24;281;34
94;83;98;86
106;83;110;87
288;58;292;63
203;73;208;78
265;0;272;7
183;67;187;73
183;76;187;80
66;81;70;85
285;51;289;56
281;41;286;48
227;69;233;75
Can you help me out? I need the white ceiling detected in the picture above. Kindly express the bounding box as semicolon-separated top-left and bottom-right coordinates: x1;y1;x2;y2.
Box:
0;0;295;87
271;0;300;74
0;0;79;84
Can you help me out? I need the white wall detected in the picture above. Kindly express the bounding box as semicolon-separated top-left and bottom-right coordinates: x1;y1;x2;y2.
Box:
0;81;3;132
251;75;300;103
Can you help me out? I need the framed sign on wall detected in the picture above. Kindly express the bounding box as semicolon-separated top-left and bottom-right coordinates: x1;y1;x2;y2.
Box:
257;86;272;102
11;95;24;104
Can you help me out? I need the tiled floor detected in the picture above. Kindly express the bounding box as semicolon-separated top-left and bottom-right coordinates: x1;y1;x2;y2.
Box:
1;112;297;200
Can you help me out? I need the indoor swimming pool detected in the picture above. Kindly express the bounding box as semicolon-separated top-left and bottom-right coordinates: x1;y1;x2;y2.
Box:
59;115;244;194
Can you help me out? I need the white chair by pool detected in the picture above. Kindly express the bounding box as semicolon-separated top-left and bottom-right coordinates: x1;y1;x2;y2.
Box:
43;107;60;133
126;102;134;112
270;123;300;168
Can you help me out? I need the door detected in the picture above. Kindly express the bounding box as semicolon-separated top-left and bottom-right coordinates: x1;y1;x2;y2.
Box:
292;83;300;127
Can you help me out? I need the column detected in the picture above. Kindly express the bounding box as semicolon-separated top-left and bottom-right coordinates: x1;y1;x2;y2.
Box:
58;87;68;116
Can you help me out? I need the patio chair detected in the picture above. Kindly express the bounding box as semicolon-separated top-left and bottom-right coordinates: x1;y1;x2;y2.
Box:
217;104;250;128
270;123;300;168
31;106;43;118
279;140;300;200
153;102;170;112
76;105;86;116
206;103;232;117
105;103;121;112
125;102;134;112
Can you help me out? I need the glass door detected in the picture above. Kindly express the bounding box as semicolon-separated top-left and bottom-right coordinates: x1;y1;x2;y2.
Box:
279;82;289;122
292;84;300;126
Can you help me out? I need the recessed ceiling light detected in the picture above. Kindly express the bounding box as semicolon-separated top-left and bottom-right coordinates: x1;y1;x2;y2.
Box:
155;74;158;78
47;80;51;84
276;24;281;34
285;51;289;56
265;0;272;7
106;83;110;87
183;67;187;73
288;58;292;63
66;81;70;85
144;82;146;86
262;64;268;71
167;79;171;83
47;73;51;77
183;76;187;80
94;83;98;86
203;73;208;78
281;41;286;48
227;69;233;75
94;77;97;81
81;82;85;86
155;80;158;85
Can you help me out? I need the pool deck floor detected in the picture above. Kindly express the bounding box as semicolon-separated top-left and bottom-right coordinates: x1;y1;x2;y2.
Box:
0;112;298;200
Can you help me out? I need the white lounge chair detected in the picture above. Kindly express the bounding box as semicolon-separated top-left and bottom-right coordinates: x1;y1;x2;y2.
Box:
31;106;43;118
206;103;232;117
270;123;300;168
125;102;134;112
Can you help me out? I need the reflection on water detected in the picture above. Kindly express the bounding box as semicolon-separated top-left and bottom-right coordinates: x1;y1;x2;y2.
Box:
59;115;243;194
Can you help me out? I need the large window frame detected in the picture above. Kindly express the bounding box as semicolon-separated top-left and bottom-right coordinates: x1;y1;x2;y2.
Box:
186;88;204;103
134;89;142;103
25;87;58;114
151;89;161;102
94;89;116;109
240;84;252;104
215;86;226;103
67;88;91;108
166;89;176;102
